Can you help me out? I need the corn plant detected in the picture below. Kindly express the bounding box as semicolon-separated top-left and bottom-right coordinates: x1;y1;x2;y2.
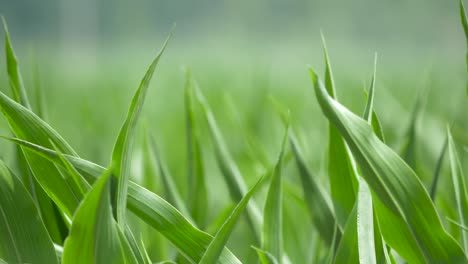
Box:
0;1;467;264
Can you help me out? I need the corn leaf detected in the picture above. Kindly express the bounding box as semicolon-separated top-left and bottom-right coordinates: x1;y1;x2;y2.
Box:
429;138;447;200
447;128;468;252
310;68;467;263
0;159;58;264
2;137;242;264
289;134;336;245
62;167;138;264
148;133;191;219
2;17;31;108
356;178;376;264
253;247;279;264
199;175;264;264
184;69;208;228
194;83;262;242
460;0;468;94
321;38;358;229
111;30;172;225
271;95;337;246
262;121;289;262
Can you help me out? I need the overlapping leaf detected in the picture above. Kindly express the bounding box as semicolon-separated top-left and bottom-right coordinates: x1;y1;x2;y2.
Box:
262;121;289;262
447;128;468;252
3;137;242;264
310;68;467;263
0;159;58;264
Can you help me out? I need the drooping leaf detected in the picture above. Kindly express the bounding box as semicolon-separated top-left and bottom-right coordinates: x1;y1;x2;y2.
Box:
262;121;289;262
310;68;467;263
184;69;208;228
199;175;264;264
0;89;81;218
447;127;468;252
111;30;172;225
0;159;58;264
62;167;138;264
194;82;262;242
2;137;242;264
3;18;69;243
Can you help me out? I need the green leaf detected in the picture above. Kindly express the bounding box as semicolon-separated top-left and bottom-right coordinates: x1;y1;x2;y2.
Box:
262;121;289;262
0;88;80;219
184;69;208;228
199;175;264;264
447;127;468;252
356;178;376;264
62;167;138;264
399;88;427;170
321;37;358;229
333;202;358;264
2;17;31;108
0;159;58;264
362;54;377;123
333;178;376;264
194;82;262;242
460;0;468;94
111;30;172;225
3;137;242;264
362;55;385;142
271;95;337;246
252;247;279;264
148;133;191;220
310;68;467;263
429;138;447;200
289;133;336;245
2;18;68;244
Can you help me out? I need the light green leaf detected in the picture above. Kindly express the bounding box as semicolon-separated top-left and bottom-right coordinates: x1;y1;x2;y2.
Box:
333;202;358;264
357;178;376;264
253;247;279;264
271;95;337;246
2;17;31;108
0;159;58;264
289;133;336;245
111;30;172;225
62;167;138;264
200;175;264;264
184;69;208;228
3;137;242;264
460;0;468;94
262;121;289;262
194;82;262;242
310;68;467;263
0;90;81;218
321;37;358;229
429;138;447;200
447;127;468;252
148;133;191;220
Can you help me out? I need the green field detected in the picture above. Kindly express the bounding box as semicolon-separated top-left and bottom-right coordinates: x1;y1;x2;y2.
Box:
0;1;467;264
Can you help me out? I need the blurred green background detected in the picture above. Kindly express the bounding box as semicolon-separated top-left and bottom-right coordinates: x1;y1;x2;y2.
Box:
0;0;467;262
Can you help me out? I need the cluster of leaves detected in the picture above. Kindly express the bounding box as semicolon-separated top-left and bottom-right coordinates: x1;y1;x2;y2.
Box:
0;1;467;263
